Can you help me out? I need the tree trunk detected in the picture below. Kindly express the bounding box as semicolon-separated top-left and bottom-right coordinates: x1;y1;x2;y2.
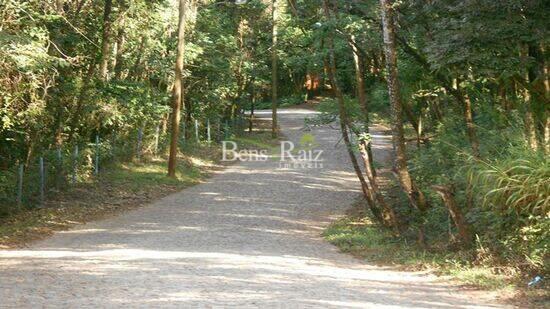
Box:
521;45;540;151
432;185;471;245
131;36;146;80
379;0;427;243
168;0;187;178
463;93;480;158
523;86;539;151
402;99;422;147
68;61;96;143
358;139;398;229
323;0;384;223
349;34;397;228
350;35;376;175
271;0;278;138
527;43;548;152
99;0;113;81
113;15;126;80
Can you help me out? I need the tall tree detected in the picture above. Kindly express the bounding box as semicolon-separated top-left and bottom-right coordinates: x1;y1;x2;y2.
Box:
322;0;387;224
168;0;187;178
379;0;427;242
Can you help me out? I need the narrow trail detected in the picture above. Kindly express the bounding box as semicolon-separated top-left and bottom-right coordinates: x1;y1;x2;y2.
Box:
0;108;507;308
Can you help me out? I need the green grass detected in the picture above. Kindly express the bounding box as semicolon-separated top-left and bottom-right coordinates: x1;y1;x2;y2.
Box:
323;213;515;291
106;160;201;192
232;131;280;150
0;130;271;248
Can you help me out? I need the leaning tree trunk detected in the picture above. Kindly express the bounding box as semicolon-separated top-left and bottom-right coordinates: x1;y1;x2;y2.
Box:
350;35;376;175
432;185;471;245
168;0;187;178
323;0;383;223
349;35;397;228
379;0;427;243
357;139;398;229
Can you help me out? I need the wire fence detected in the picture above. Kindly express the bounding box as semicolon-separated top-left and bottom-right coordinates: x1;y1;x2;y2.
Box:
0;115;247;216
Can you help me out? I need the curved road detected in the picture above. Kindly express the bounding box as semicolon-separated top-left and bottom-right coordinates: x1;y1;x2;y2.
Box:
0;108;506;308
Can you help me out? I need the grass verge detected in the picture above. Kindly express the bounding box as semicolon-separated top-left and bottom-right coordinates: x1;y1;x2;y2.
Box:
0;127;276;249
323;199;549;308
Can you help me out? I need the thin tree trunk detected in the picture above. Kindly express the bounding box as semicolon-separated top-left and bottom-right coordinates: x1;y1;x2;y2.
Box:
168;0;187;178
521;45;539;151
523;87;539;150
113;15;126;80
462;89;480;158
402;99;422;147
349;34;397;227
271;0;278;138
99;0;113;81
131;36;146;80
323;0;383;223
358;140;398;228
527;43;548;151
432;185;471;245
68;61;96;143
379;0;427;243
350;35;376;175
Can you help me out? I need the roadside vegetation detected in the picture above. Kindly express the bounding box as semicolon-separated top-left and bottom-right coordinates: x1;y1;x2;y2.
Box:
324;198;549;307
0;120;275;248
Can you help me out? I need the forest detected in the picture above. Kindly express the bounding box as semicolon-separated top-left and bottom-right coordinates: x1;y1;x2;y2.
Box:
0;0;549;300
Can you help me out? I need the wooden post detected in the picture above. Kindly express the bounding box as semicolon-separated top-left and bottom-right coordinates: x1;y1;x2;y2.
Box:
17;164;24;206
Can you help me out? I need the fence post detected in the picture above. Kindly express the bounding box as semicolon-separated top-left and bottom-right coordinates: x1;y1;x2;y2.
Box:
137;128;143;161
207;119;211;143
39;157;45;205
195;119;199;142
17;164;24;206
94;135;100;175
154;125;160;156
72;145;78;184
